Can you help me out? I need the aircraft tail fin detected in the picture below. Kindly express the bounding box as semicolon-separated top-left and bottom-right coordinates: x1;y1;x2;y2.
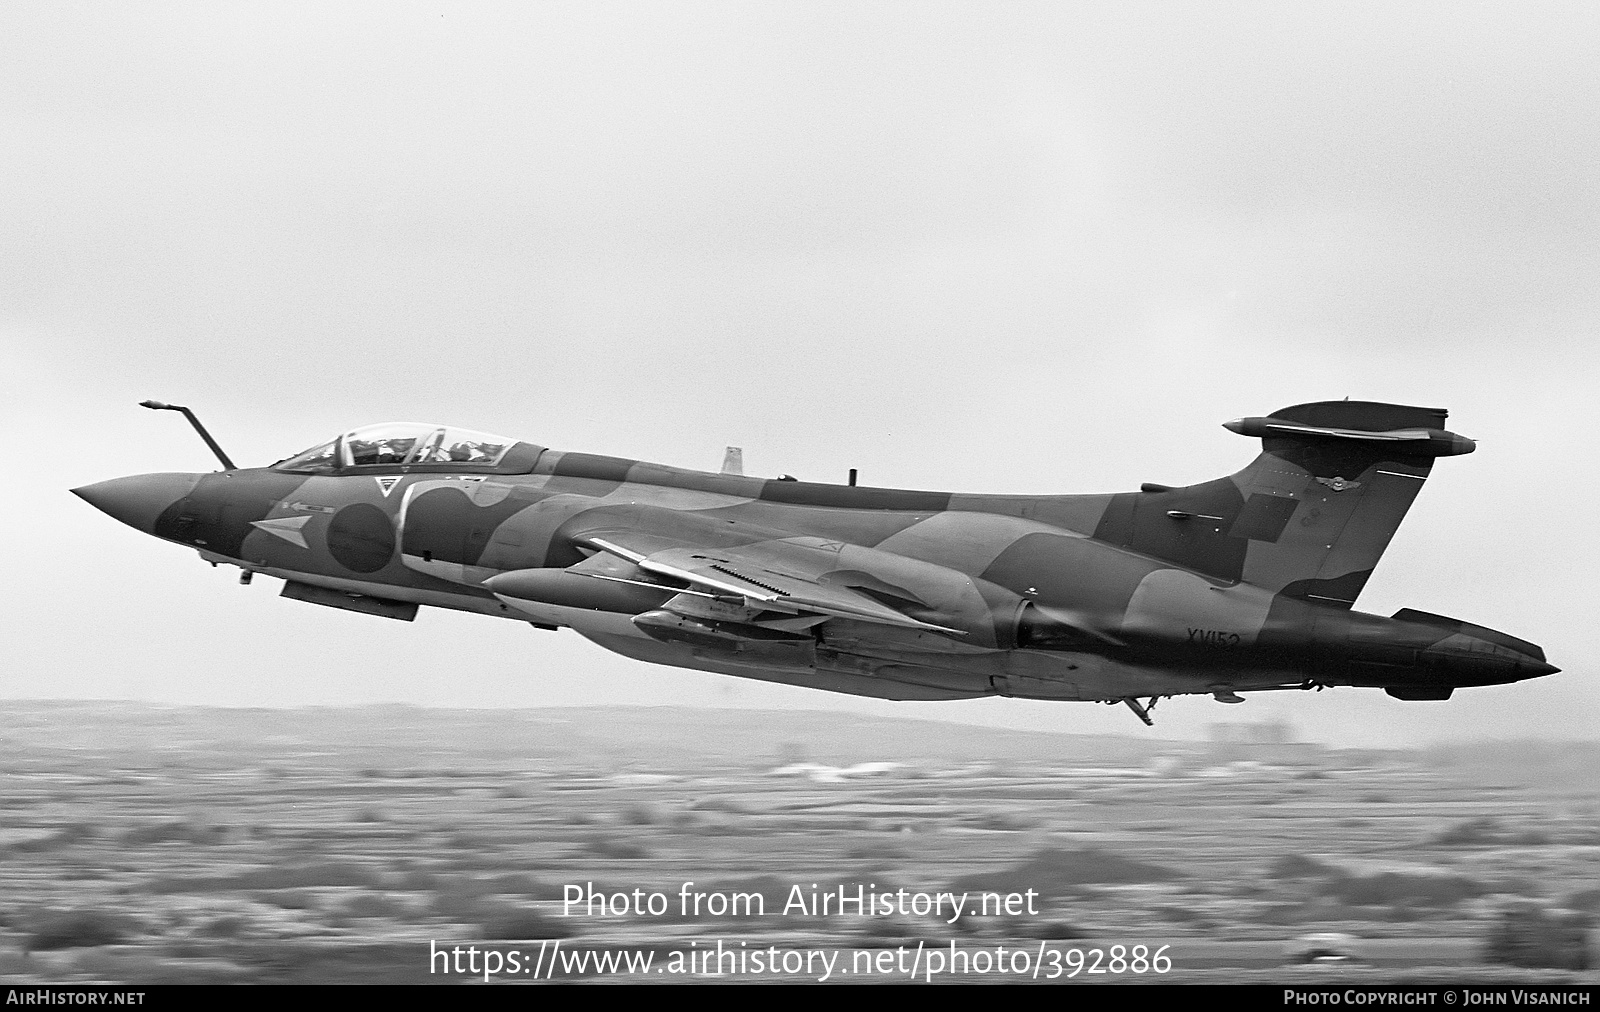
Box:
1092;401;1475;608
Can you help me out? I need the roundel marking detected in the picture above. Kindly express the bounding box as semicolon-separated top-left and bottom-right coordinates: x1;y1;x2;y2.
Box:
327;503;396;573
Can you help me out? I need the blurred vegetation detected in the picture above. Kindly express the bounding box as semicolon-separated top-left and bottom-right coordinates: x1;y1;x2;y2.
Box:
4;824;99;853
1323;871;1485;907
1564;888;1600;914
147;860;385;893
1430;817;1549;847
256;889;320;910
1483;903;1592;971
479;906;573;941
1014;918;1089;940
619;802;664;825
197;914;249;938
26;909;140;950
952;847;1184;898
121;820;232;846
342;893;411;919
584;837;651;860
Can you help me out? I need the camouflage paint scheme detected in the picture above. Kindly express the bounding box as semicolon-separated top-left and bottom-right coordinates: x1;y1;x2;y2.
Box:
73;401;1557;721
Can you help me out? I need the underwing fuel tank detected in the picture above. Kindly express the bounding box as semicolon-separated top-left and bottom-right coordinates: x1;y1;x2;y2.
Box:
630;609;811;648
484;565;671;615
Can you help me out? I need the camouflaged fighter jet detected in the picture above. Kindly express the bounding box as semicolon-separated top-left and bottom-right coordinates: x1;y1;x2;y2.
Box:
73;399;1557;725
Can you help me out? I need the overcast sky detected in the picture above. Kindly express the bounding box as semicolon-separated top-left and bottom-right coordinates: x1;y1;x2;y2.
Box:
4;2;1595;747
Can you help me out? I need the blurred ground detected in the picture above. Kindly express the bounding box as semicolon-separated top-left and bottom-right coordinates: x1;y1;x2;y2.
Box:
1;702;1595;984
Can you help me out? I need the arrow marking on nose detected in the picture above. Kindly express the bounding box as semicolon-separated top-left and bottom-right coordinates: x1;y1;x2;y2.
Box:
251;514;312;549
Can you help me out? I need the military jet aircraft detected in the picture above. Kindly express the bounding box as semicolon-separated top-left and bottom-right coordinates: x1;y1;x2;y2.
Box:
74;399;1556;725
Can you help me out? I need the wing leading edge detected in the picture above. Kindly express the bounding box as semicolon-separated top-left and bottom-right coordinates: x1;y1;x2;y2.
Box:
581;534;966;634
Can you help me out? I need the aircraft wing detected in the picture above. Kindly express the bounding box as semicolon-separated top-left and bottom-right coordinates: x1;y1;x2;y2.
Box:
571;526;964;635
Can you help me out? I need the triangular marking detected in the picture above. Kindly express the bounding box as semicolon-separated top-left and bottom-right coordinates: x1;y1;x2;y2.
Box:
250;515;311;549
375;476;400;497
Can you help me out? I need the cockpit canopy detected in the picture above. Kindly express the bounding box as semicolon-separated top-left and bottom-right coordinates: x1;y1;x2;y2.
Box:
274;423;538;474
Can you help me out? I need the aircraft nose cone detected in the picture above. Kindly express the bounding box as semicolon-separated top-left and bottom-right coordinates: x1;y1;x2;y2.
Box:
72;473;203;534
